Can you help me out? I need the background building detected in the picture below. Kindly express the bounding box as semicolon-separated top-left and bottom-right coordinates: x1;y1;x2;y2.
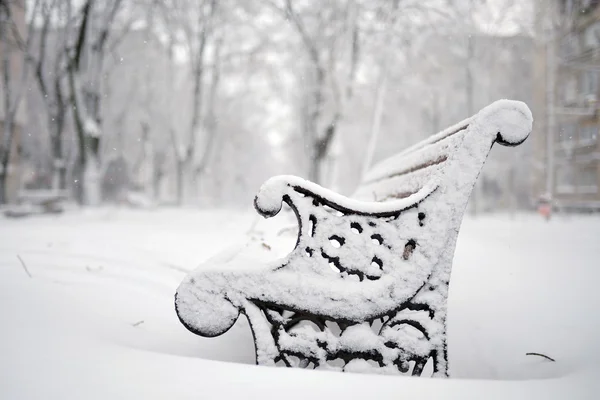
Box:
535;0;600;210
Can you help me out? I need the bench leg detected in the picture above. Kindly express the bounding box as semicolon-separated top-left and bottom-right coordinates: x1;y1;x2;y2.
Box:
244;300;279;366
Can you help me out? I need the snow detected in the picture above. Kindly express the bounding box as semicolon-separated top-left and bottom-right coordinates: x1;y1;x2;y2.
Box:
254;175;439;216
1;209;599;398
84;117;101;138
471;99;532;145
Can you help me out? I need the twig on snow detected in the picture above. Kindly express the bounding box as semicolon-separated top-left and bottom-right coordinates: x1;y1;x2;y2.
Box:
85;265;104;272
276;225;296;237
16;255;32;278
526;352;555;362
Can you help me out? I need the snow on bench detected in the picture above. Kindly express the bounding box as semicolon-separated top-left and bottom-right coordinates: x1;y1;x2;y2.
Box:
175;100;533;377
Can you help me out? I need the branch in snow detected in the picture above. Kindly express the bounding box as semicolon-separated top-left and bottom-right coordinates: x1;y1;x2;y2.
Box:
16;255;32;278
525;352;555;362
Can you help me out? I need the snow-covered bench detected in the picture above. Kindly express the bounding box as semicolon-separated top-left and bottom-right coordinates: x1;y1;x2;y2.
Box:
175;100;533;377
3;190;68;218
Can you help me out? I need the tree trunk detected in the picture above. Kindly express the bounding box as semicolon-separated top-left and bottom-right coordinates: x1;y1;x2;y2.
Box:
50;118;67;191
0;170;7;205
135;123;154;202
361;68;389;180
308;155;321;184
0;118;16;205
308;65;325;184
176;159;184;206
65;0;123;205
73;157;85;204
68;63;104;205
52;158;68;192
0;124;14;205
84;153;102;206
153;165;162;203
0;33;15;205
58;165;67;191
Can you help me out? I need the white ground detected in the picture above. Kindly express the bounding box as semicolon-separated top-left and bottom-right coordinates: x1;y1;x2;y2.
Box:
0;208;598;399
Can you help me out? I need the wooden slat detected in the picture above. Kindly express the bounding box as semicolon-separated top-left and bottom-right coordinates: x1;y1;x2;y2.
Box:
354;164;444;202
356;121;470;203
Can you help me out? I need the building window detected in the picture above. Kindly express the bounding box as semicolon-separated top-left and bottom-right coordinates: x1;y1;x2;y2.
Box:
580;124;598;145
556;165;576;194
561;76;578;105
578;164;599;193
581;70;599;97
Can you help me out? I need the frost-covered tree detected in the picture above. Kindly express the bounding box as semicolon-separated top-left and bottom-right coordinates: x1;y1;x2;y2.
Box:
261;0;360;185
23;0;72;192
0;0;32;204
65;0;124;205
3;0;537;210
150;0;220;205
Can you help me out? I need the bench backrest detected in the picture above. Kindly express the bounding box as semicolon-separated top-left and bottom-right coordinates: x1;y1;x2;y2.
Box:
355;100;530;230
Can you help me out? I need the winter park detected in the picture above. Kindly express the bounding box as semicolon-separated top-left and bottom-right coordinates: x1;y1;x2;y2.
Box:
1;0;600;399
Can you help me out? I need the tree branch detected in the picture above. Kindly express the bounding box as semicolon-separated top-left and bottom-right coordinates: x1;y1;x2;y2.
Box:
72;0;94;70
283;0;320;65
94;0;124;51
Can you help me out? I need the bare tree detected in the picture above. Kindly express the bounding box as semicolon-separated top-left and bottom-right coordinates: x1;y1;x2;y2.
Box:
360;0;400;180
1;0;536;209
160;0;218;204
0;0;38;204
192;30;222;197
262;0;359;184
66;0;124;205
19;0;71;192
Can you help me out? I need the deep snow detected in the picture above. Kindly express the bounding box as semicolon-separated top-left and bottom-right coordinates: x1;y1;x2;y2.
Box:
0;208;599;399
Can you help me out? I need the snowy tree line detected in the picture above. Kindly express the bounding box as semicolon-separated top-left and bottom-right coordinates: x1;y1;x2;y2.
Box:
0;0;533;209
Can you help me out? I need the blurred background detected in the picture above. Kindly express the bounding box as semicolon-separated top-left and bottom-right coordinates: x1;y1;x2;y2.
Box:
2;3;600;394
0;0;597;214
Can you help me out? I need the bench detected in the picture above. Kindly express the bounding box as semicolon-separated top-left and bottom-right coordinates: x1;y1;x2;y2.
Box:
3;190;68;218
175;100;533;377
